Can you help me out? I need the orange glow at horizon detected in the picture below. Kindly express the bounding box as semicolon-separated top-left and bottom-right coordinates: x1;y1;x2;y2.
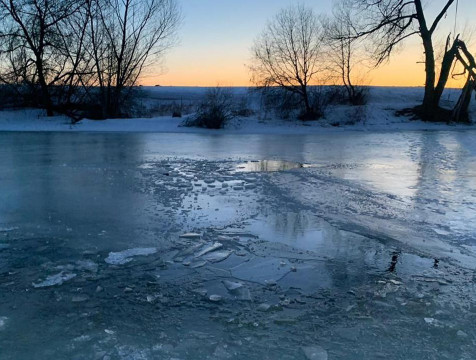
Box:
146;0;475;89
140;43;468;89
141;53;467;89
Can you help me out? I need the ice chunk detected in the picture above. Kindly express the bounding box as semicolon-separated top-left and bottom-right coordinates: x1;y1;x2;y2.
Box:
202;250;232;263
179;232;202;239
105;248;157;265
222;280;251;301
257;303;271;312
195;242;223;258
209;294;222;302
190;260;207;268
235;288;252;301
0;316;7;330
33;272;77;288
222;280;243;291
216;235;235;242
71;295;89;302
75;260;98;272
301;346;328;360
0;226;18;232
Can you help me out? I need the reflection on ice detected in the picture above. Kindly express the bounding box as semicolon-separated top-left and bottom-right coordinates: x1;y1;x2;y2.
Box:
236;160;307;172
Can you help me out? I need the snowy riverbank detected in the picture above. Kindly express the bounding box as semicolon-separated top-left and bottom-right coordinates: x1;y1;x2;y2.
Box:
0;86;474;133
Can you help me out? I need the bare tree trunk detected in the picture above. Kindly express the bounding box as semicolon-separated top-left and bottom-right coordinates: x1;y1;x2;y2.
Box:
415;0;436;117
302;86;311;116
36;61;54;116
434;37;459;105
452;78;474;123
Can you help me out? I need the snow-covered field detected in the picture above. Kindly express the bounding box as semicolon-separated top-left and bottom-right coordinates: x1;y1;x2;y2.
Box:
0;86;474;133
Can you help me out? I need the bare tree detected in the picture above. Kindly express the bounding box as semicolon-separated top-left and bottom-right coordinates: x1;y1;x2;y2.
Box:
250;4;324;120
323;4;368;105
86;0;180;118
0;0;86;116
345;0;460;118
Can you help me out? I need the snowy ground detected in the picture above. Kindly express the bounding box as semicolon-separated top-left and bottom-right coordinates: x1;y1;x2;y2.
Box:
0;86;474;133
0;131;476;359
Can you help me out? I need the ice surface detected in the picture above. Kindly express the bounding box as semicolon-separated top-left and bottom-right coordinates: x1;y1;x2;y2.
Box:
105;248;157;265
1;131;476;359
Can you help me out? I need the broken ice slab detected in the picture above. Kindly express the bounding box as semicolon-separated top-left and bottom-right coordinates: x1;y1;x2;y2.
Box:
233;288;252;301
192;288;208;296
0;226;18;232
301;346;328;360
194;242;223;258
202;250;233;263
257;303;272;312
190;260;207;268
221;280;252;301
216;235;237;242
231;257;291;284
74;260;98;272
209;294;222;302
412;276;449;285
0;316;7;330
179;233;202;239
222;280;243;291
32;271;77;288
71;295;89;303
105;248;157;265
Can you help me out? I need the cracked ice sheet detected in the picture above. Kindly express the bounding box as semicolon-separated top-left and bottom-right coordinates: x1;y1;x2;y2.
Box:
268;168;476;270
1;131;476;359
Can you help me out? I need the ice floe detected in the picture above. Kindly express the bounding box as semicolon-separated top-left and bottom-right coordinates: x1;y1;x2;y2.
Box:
105;248;157;265
32;271;77;288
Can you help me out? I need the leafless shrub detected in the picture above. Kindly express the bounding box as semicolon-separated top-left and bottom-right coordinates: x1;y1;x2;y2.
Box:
182;87;235;129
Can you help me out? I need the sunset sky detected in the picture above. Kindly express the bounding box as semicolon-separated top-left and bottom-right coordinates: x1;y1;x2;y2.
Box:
144;0;476;88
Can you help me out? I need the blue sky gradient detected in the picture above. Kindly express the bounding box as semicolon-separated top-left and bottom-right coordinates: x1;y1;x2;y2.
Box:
149;0;476;87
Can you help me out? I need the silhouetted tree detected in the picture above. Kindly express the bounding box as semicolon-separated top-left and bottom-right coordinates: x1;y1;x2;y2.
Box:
86;0;180;118
345;0;458;119
0;0;86;115
323;4;368;105
250;4;324;120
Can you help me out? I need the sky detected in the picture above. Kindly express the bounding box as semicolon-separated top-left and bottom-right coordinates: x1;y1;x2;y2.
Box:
143;0;476;87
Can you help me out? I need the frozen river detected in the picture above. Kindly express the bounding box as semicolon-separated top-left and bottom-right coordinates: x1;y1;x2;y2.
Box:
0;130;476;359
